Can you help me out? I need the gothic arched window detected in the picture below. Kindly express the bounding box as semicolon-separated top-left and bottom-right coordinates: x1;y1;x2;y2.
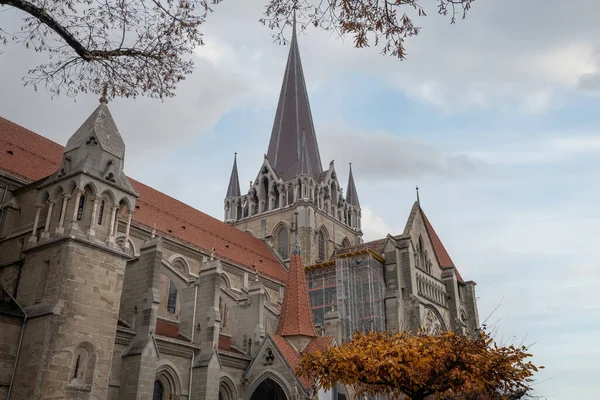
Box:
97;200;105;225
262;177;270;211
277;227;289;259
76;195;85;220
342;237;351;248
167;281;177;314
318;230;326;262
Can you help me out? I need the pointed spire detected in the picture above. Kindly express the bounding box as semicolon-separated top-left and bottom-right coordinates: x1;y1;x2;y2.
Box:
266;11;323;182
226;152;241;198
346;163;360;208
276;212;317;338
65;102;125;159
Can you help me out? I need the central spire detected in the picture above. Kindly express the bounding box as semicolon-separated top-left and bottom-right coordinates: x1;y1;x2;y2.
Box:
266;11;323;182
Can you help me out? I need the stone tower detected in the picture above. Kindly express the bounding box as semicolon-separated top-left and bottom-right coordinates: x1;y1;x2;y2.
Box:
5;97;137;399
225;23;362;266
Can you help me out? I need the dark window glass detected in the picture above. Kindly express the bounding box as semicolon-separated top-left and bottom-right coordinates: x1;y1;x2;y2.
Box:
166;280;177;314
76;196;85;220
98;200;105;225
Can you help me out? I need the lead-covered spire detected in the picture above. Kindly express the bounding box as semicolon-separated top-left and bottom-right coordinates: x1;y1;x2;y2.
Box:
226;153;241;198
266;15;323;182
346;163;360;208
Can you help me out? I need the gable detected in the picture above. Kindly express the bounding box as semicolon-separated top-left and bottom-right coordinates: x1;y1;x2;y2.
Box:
403;202;464;282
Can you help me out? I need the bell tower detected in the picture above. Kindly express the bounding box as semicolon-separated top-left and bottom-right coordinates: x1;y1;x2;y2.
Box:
224;22;362;266
9;95;138;399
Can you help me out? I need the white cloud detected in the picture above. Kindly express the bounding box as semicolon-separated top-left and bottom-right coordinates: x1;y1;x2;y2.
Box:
360;206;393;241
469;134;600;166
318;125;488;182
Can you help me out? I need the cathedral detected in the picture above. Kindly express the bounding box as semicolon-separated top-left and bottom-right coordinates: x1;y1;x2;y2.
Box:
0;21;479;400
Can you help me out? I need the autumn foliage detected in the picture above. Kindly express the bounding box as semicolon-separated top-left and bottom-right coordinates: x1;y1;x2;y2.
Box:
297;330;542;400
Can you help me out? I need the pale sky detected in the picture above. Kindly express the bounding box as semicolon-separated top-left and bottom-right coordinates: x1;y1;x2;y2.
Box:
1;0;600;398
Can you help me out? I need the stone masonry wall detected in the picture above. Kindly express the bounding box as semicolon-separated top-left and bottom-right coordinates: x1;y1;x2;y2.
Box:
11;239;128;400
0;315;23;400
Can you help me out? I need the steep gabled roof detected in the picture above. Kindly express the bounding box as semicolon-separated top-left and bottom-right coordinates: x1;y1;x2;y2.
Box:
0;116;287;283
271;334;334;389
226;153;241;198
275;234;318;337
403;201;464;282
266;23;323;181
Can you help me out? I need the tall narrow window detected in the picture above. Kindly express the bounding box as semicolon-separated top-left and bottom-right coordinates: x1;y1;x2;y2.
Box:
318;231;325;262
277;228;289;259
73;355;81;379
97;200;105;225
76;196;85;220
166;280;177;314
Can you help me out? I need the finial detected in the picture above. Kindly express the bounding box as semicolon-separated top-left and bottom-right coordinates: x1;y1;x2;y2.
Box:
210;247;215;260
99;84;108;104
416;185;420;205
151;223;156;239
292;2;297;37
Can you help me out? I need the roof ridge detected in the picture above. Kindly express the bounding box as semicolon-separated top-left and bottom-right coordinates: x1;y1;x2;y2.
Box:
136;198;274;261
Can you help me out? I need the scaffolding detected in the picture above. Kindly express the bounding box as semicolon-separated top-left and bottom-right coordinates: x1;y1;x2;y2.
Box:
307;252;386;342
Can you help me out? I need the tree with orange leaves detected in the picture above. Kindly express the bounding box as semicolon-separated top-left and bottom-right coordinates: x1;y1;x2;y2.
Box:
297;330;543;400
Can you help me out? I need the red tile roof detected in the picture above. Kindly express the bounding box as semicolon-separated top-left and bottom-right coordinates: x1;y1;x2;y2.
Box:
271;334;334;389
420;207;464;282
275;251;318;337
0;116;287;283
335;238;387;257
155;319;189;341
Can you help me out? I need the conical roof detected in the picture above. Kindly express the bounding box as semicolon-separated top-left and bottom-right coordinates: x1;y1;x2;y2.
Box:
275;228;318;338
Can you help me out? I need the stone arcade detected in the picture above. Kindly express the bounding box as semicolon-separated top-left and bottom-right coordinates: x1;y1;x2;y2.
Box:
0;22;479;400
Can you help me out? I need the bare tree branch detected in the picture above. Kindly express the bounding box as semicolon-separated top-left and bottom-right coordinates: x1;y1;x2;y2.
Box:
0;0;474;99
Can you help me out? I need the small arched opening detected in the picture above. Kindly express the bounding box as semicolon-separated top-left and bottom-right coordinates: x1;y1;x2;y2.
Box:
218;377;237;400
261;177;270;211
153;364;181;400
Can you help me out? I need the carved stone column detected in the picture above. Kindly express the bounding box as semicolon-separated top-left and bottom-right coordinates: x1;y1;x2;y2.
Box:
28;203;43;244
87;197;100;237
56;194;70;234
69;189;84;230
123;211;133;250
107;205;119;245
41;200;55;240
